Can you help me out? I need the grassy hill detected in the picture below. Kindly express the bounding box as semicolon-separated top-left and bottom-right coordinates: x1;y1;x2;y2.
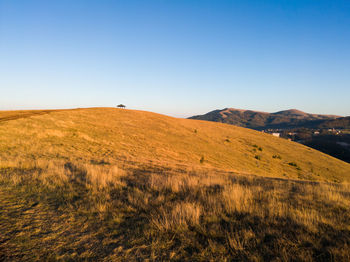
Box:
0;107;349;182
1;108;350;261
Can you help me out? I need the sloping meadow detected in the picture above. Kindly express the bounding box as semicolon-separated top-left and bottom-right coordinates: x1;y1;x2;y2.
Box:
0;108;350;260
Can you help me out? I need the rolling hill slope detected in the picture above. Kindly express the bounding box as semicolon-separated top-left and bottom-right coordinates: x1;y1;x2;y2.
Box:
1;107;350;260
0;107;349;182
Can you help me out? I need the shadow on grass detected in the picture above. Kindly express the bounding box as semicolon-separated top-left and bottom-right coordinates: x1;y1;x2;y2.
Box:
0;164;350;261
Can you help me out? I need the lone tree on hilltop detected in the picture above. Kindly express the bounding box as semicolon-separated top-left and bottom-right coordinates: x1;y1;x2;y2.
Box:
117;104;126;109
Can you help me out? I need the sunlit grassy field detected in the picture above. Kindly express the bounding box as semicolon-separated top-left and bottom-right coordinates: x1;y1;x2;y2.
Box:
1;108;350;261
1;107;349;181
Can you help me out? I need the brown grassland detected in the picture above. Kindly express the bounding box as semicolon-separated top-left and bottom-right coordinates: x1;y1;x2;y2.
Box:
0;108;350;261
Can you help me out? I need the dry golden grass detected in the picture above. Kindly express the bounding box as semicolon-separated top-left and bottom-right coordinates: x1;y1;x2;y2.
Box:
0;108;350;260
1;160;350;261
152;201;202;231
0;107;349;182
0;109;60;122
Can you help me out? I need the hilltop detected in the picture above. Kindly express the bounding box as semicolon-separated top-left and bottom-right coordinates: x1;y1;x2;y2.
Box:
1;108;350;261
0;107;349;182
189;108;340;130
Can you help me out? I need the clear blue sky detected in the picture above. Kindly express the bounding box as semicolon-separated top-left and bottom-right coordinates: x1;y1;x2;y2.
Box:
1;0;349;117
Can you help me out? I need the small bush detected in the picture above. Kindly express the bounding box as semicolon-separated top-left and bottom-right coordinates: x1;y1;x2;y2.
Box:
200;156;205;164
288;162;301;170
255;155;261;160
253;144;262;151
272;155;282;159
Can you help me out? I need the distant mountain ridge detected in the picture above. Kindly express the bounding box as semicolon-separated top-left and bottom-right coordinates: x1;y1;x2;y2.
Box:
318;116;350;129
189;108;341;130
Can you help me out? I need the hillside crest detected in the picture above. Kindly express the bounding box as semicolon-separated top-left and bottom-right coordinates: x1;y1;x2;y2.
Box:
0;107;349;182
